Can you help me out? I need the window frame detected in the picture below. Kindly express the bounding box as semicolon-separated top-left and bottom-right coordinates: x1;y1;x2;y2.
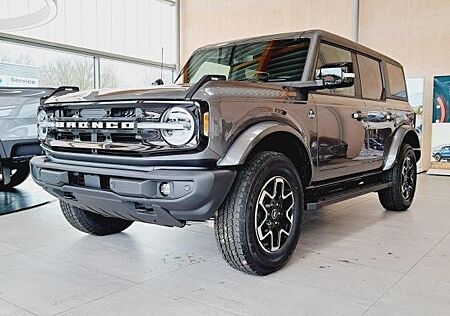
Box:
385;62;409;102
311;40;362;99
356;53;386;102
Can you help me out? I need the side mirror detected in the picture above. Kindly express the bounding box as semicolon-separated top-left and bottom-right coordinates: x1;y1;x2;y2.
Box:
315;62;355;89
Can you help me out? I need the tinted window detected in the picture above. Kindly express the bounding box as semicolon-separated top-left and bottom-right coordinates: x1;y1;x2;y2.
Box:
358;55;383;100
316;43;355;96
387;63;407;100
177;39;310;84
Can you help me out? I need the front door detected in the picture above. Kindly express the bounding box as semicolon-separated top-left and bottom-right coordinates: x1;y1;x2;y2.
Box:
312;93;367;181
312;42;367;182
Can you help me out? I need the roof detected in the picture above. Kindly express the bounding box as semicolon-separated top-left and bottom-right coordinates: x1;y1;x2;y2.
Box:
196;29;402;68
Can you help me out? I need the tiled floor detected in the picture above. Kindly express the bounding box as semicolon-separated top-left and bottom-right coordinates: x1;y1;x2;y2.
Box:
0;174;449;315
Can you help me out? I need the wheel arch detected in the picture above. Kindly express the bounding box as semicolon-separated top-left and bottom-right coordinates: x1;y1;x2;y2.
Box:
217;122;314;186
384;126;421;170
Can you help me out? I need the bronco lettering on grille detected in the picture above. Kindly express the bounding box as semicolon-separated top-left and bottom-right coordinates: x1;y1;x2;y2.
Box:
54;121;135;129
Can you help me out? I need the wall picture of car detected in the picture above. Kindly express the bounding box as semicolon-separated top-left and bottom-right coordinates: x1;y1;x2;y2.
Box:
433;145;450;162
0;87;55;190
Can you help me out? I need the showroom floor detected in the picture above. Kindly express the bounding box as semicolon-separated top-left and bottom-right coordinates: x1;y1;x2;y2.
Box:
0;174;449;315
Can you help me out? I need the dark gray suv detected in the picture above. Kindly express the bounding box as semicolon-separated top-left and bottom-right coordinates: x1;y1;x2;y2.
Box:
31;30;420;275
0;87;55;190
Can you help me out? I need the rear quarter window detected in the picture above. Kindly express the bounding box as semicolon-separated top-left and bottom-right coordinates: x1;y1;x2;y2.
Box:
387;63;408;100
357;54;383;100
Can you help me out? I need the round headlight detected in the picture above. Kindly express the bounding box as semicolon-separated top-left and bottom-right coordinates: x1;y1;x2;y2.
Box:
160;107;195;146
37;109;48;141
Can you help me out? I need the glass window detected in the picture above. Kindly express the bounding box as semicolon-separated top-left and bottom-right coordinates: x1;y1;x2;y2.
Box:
177;39;310;84
99;59;173;88
3;0;176;65
358;55;383;100
0;41;94;90
387;63;407;100
316;43;355;96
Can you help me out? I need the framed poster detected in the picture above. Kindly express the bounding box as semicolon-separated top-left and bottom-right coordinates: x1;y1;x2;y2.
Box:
432;76;450;169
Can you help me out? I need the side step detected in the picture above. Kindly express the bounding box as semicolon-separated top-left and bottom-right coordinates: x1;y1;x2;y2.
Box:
306;182;391;211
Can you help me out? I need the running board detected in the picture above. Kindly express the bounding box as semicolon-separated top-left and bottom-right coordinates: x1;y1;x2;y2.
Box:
306;182;391;211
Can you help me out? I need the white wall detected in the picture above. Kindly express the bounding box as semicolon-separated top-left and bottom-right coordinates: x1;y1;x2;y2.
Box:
180;0;355;64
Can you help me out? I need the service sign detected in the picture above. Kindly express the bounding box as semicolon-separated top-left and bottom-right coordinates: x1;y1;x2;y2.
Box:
0;75;38;87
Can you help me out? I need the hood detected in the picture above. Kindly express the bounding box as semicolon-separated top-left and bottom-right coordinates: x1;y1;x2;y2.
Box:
46;84;192;104
0;87;55;141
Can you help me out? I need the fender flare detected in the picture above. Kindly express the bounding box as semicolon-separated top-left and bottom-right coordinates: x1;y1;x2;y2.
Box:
217;122;314;173
383;125;421;170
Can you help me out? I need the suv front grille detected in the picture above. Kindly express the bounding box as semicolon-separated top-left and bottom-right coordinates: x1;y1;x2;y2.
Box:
42;101;204;157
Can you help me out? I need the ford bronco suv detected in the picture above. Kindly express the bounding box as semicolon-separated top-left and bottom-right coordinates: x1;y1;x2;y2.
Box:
0;87;55;190
31;30;420;275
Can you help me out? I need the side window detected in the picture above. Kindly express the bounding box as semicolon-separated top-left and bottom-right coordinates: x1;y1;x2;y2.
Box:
386;63;407;100
316;43;355;96
358;54;383;100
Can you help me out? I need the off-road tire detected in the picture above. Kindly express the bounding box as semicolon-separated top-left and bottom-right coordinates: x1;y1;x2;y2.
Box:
60;200;133;235
0;162;30;191
378;144;417;211
214;151;303;275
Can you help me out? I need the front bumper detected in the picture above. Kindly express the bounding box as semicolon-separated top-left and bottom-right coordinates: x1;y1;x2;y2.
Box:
30;156;236;227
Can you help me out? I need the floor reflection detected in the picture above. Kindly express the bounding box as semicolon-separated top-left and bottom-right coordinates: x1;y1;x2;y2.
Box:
0;178;55;215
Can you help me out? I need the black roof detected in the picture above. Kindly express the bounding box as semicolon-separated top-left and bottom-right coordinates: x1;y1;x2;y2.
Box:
198;29;402;68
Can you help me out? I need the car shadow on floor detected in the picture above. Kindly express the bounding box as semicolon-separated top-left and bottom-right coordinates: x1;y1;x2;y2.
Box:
0;178;55;216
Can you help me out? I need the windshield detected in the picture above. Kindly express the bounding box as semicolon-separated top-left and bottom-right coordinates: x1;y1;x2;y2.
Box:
176;38;310;84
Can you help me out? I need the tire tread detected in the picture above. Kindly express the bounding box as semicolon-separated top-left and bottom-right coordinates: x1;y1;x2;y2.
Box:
215;151;300;275
378;144;416;211
60;200;133;235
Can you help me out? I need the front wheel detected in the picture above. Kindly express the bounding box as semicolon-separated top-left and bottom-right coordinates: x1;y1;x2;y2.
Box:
378;144;417;211
0;162;30;191
214;151;303;275
60;201;133;235
435;154;441;162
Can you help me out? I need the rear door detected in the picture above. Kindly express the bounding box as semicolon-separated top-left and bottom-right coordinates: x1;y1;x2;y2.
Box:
358;55;396;170
312;42;367;182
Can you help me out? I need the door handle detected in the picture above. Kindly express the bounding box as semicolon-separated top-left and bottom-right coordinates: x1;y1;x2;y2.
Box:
351;111;367;121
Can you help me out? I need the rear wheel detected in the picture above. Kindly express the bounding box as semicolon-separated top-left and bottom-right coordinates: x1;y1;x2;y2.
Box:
0;162;30;191
214;151;303;275
60;200;133;235
378;144;417;211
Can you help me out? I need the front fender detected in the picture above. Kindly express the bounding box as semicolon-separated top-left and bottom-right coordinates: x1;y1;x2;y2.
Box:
217;122;313;169
383;125;421;170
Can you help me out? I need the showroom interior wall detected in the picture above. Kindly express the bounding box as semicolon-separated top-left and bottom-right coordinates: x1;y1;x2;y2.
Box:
179;0;450;171
0;0;177;88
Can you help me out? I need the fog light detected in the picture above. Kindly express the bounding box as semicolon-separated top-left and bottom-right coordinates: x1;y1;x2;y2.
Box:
160;182;171;196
